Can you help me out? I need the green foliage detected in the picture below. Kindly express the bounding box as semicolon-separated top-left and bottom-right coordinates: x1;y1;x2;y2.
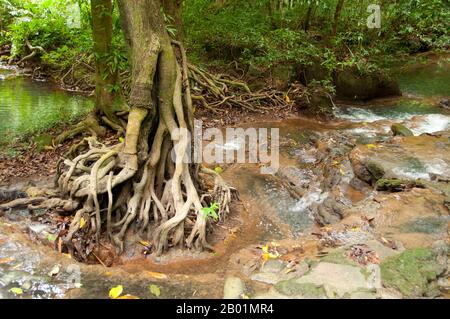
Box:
201;202;220;222
184;0;449;79
1;0;128;77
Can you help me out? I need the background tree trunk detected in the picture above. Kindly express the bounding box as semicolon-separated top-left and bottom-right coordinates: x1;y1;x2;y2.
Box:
91;0;119;125
162;0;184;41
331;0;345;36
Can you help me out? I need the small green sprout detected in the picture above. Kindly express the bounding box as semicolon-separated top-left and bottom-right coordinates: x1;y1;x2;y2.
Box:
201;202;219;222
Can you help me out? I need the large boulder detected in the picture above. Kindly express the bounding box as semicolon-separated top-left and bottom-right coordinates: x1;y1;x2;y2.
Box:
349;134;450;184
334;67;401;101
380;248;446;298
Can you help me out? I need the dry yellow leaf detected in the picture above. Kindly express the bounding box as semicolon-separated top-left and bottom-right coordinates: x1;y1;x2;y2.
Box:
145;271;168;279
79;217;86;229
117;294;139;299
9;287;23;295
0;257;14;264
109;285;123;299
139;240;151;247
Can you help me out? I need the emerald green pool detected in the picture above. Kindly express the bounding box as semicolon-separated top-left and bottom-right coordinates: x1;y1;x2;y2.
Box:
0;65;93;146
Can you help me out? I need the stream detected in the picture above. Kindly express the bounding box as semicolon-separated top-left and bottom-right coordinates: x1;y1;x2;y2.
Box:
0;54;449;299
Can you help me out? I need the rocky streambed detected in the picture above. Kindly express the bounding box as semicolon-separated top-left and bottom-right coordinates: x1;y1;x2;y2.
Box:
1;101;449;299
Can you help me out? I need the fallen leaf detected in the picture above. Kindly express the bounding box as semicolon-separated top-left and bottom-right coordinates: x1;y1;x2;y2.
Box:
9;287;23;295
0;257;14;264
214;166;223;174
109;285;124;299
79;217;86;229
284;95;291;103
117;294;139;299
366;144;378;149
139;240;151;247
149;284;161;297
145;271;168;279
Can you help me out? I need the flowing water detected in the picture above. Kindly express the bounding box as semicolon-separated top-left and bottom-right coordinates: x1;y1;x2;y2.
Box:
0;54;449;298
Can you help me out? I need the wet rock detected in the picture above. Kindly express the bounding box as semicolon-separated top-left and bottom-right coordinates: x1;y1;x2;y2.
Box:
292;262;373;297
375;178;424;192
334;67;401;101
316;198;346;225
350;134;450;184
365;240;401;261
223;277;245;299
250;272;281;285
391;124;413;137
252;288;292;299
380;248;445;298
275;281;328;298
365;161;385;183
399;216;448;235
260;259;285;273
348;289;378;299
439;98;449;110
376;287;403;299
343;188;449;248
296;87;335;119
0;188;28;202
320;248;360;267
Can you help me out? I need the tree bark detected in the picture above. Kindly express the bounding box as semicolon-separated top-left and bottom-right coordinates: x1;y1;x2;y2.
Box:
162;0;184;41
91;0;119;124
55;0;233;258
331;0;345;36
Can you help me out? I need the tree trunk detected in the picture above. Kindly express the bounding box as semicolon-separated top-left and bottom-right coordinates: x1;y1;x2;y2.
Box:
331;0;345;36
56;0;232;258
303;3;313;32
162;0;184;41
91;0;120;126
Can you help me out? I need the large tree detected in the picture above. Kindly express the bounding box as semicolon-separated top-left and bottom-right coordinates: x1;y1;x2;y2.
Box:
91;0;122;130
55;0;232;258
55;0;123;144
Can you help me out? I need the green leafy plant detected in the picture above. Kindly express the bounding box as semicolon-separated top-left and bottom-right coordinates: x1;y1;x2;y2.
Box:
201;202;219;222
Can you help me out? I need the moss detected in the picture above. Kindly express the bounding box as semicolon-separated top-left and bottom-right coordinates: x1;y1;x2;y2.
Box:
366;161;385;182
380;248;443;298
399;217;448;235
334;67;401;101
320;248;359;267
375;178;425;192
391;124;414;137
401;156;426;172
32;134;53;152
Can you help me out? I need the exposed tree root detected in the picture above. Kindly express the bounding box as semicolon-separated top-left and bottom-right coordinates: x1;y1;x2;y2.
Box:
14;39;45;65
186;61;289;113
10;39;238;262
54;114;108;146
